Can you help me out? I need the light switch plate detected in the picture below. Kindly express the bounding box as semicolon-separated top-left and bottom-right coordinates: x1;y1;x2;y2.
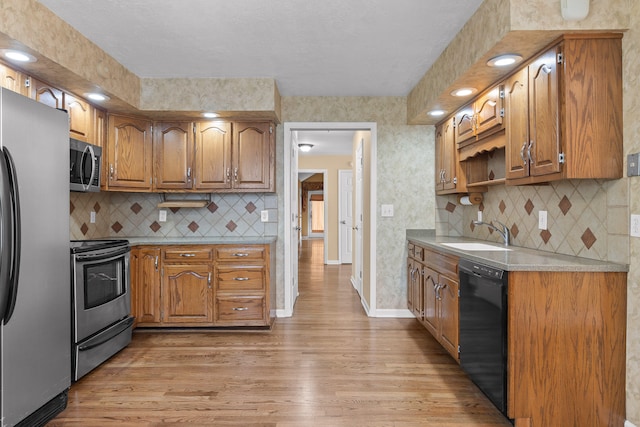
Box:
477;211;483;222
261;210;269;222
381;204;394;217
538;210;548;230
631;215;640;237
90;211;96;224
159;210;167;222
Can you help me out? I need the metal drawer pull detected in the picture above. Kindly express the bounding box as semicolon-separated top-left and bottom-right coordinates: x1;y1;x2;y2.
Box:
232;253;249;257
180;253;196;257
233;277;250;281
232;307;248;311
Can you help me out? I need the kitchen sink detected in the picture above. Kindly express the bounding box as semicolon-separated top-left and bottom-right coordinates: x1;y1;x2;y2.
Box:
441;242;512;251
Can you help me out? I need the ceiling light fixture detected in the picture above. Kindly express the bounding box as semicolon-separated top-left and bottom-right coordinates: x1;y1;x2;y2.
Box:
1;49;36;63
203;112;219;118
298;144;313;152
487;54;523;67
428;109;446;117
84;92;110;102
451;87;477;97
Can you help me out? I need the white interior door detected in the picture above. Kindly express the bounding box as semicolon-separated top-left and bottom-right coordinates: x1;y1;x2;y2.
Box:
354;139;364;295
339;169;353;264
290;137;300;308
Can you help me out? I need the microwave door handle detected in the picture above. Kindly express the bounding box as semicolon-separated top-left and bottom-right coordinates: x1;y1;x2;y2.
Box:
81;145;96;191
2;148;20;325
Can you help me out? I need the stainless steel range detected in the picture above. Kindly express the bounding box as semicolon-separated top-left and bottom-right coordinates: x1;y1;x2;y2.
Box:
70;239;133;381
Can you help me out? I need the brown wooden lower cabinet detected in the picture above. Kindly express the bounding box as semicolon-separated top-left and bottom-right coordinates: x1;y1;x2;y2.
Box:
131;243;273;328
407;240;627;427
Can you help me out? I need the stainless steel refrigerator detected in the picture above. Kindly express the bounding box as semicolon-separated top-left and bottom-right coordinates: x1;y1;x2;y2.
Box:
0;88;71;426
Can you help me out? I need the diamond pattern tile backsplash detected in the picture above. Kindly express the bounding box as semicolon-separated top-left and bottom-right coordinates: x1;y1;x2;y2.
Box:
70;192;278;240
436;179;629;264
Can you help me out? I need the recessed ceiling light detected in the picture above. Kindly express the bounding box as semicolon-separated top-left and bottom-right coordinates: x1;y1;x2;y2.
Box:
203;112;219;118
487;54;523;67
451;88;478;97
298;144;313;152
84;92;110;102
1;49;36;63
428;109;446;117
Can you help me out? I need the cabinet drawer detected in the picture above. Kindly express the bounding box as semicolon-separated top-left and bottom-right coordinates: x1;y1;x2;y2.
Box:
216;266;266;291
215;245;266;262
163;246;213;262
215;296;266;325
424;247;458;277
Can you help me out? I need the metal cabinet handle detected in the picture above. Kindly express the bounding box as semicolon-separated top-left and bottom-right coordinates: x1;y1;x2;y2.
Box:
187;167;192;182
233;277;250;281
232;253;249;257
520;141;528;166
154;255;158;271
234;167;238;182
180;253;196;257
225;168;231;183
207;272;212;288
109;163;114;179
527;140;534;165
232;307;248;311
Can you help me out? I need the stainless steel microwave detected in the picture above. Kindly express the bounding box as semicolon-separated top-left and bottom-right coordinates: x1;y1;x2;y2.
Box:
70;138;101;192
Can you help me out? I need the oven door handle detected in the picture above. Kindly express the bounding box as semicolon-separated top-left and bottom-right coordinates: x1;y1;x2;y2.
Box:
78;316;135;352
75;246;131;262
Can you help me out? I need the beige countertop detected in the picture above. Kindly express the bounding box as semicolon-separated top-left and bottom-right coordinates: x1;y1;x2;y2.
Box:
406;229;628;273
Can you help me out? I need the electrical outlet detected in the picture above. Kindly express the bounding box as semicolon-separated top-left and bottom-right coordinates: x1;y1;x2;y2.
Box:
90;211;96;224
538;210;548;230
159;210;167;222
261;210;269;222
631;214;640;237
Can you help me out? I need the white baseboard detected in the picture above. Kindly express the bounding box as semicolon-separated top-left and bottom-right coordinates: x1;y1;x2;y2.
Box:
326;259;340;265
626;421;638;427
375;309;414;318
276;309;291;318
360;296;371;315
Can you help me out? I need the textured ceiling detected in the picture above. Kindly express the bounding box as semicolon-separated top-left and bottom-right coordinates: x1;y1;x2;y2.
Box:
37;0;484;97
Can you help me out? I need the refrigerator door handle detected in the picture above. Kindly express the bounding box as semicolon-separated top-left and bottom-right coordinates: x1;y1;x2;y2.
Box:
0;147;12;321
3;147;21;325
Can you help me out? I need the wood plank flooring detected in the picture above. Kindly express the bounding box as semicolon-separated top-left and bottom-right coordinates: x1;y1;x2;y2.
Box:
49;239;512;426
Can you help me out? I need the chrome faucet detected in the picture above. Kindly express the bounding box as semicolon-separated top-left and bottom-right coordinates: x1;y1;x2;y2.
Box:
473;219;510;246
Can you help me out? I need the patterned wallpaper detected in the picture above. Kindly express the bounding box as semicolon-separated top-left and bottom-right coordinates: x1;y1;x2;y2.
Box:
70;192;278;240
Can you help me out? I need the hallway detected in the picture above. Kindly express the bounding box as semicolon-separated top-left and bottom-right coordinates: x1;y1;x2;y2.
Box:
50;239;511;426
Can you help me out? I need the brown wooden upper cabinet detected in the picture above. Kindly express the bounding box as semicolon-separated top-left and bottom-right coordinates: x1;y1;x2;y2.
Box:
435;117;464;194
454;85;504;148
0;63;29;96
232;122;275;191
64;92;92;142
154;122;195;190
505;34;623;185
106;114;153;191
194;121;232;190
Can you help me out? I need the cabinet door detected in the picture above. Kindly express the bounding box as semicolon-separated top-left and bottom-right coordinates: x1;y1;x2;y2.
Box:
0;64;28;95
162;264;212;323
195;122;232;190
505;68;530;180
92;108;108;189
422;266;439;337
232;122;273;190
474;85;504;138
454;106;475;146
154;122;194;190
30;78;63;109
528;47;561;177
132;247;162;324
64;92;92;142
107;114;153;190
438;275;459;359
441;117;457;191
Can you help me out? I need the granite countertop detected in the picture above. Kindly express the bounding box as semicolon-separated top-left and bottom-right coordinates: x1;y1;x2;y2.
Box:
406;229;628;273
124;236;277;246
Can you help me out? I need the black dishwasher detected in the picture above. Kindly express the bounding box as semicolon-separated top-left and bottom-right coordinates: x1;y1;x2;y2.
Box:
458;259;509;419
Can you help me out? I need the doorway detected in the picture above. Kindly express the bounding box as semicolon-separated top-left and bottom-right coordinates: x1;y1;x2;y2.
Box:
283;122;377;318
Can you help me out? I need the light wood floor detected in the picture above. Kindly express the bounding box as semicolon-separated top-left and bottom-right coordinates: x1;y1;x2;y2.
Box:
50;239;512;426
